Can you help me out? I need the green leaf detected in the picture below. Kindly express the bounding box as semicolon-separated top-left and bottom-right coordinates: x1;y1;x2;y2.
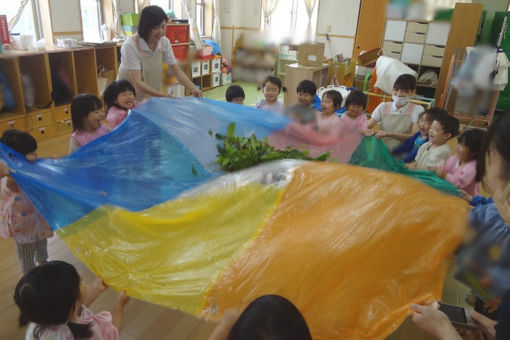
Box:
227;122;236;137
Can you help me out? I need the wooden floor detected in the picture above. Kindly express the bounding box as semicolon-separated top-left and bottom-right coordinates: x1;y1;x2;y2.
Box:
1;103;473;339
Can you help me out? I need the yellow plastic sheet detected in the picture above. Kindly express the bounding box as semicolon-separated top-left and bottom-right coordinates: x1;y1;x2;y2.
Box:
57;161;467;339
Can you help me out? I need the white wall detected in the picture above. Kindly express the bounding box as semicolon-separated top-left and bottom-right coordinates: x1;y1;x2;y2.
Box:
220;0;261;61
315;0;360;58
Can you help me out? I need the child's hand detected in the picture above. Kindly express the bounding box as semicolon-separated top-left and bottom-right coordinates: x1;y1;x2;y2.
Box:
363;129;375;137
406;162;417;170
0;162;10;178
115;291;130;309
208;309;241;340
459;190;473;203
435;167;446;179
375;130;390;138
92;277;108;293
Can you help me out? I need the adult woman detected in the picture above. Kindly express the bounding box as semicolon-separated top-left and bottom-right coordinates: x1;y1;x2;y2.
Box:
412;112;510;340
118;6;202;100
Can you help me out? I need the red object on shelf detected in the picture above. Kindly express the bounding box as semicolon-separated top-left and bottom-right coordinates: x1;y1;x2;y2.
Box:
166;24;189;44
172;45;189;61
0;15;10;45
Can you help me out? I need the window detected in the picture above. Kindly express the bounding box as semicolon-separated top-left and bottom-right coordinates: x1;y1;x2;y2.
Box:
196;0;205;36
80;0;103;41
149;0;174;11
4;0;41;39
266;0;318;44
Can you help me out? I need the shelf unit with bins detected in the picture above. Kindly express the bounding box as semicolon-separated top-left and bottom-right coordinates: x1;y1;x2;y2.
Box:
190;55;221;92
0;46;118;143
381;18;451;98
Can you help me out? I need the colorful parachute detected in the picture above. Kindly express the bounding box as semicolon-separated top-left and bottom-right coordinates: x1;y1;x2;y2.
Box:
1;98;467;339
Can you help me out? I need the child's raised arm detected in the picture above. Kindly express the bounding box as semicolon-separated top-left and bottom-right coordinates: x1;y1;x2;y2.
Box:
83;278;108;307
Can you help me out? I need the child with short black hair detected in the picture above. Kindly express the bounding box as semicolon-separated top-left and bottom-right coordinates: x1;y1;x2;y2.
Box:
0;130;53;275
208;295;313;340
285;80;317;124
104;80;138;130
255;76;284;113
225;85;245;105
436;128;487;196
412;114;459;170
366;74;425;149
338;90;368;135
14;261;130;340
315;90;342;136
69;94;109;153
392;107;445;163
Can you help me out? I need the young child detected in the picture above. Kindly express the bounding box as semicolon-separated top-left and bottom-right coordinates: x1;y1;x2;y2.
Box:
392;107;444;163
69;94;109;154
255;76;284;113
338;90;368;136
413;114;459;170
0;130;53;275
366;74;425;150
14;261;130;340
104;80;138;130
225;85;245;105
208;295;313;340
284;80;317;124
316;90;342;136
435;128;487;196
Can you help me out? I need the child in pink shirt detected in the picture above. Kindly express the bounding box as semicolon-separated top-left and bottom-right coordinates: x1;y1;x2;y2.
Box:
15;261;130;340
436;128;487;196
338;90;368;136
104;80;139;130
69;94;110;154
316;90;342;137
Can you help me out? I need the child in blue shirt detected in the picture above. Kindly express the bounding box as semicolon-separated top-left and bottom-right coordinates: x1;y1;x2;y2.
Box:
392;107;444;163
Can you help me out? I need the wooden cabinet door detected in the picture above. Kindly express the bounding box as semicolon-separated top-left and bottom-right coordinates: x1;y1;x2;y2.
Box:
353;0;389;58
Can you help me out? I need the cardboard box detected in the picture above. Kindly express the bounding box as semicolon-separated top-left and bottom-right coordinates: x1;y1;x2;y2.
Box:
0;15;10;45
358;48;381;66
298;43;325;67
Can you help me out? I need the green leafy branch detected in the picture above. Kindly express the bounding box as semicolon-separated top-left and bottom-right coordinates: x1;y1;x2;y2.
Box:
209;122;330;172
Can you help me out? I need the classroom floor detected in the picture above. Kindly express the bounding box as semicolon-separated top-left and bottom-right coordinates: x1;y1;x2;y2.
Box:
0;83;473;340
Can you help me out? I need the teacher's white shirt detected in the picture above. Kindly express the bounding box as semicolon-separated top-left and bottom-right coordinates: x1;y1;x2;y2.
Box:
119;35;177;74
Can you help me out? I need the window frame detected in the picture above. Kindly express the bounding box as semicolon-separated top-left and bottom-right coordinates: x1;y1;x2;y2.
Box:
196;0;206;36
80;0;104;41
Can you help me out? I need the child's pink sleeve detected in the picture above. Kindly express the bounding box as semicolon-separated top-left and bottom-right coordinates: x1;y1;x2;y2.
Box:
444;161;477;190
286;122;341;146
358;115;368;131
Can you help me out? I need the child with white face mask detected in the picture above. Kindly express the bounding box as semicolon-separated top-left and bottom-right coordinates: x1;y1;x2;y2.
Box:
365;74;424;150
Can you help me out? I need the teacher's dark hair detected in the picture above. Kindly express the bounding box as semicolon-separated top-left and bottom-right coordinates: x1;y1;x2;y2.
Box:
138;5;168;42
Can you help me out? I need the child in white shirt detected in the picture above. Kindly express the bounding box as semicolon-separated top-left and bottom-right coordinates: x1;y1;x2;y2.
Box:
412;113;459;170
255;76;284;113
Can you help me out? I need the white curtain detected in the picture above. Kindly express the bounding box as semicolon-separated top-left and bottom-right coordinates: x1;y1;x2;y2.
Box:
303;0;317;41
182;0;204;50
137;0;149;11
112;0;124;39
212;0;221;45
8;0;29;29
262;0;279;29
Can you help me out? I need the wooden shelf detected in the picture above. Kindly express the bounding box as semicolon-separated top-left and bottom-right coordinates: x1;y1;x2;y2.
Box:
172;42;190;47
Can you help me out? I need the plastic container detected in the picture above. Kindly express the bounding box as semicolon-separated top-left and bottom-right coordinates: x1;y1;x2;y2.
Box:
166;25;189;44
172;45;188;61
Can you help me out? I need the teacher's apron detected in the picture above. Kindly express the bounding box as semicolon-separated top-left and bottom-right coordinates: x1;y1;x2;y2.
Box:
118;34;163;102
380;102;415;151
